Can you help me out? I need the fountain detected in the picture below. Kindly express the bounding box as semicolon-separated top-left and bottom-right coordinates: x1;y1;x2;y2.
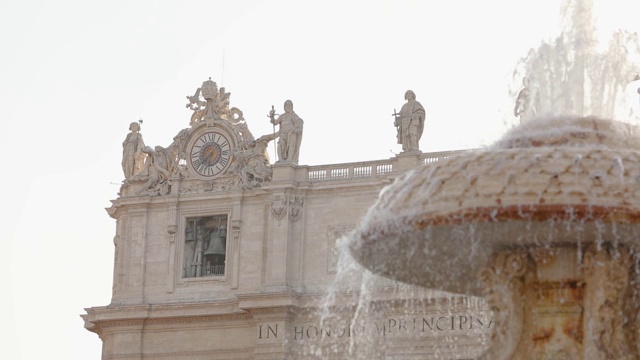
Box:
347;0;640;358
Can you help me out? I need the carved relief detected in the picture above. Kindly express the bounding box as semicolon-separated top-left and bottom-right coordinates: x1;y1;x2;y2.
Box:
186;78;243;127
233;121;255;148
289;196;304;221
582;244;635;359
270;195;287;220
478;250;531;360
179;176;241;194
234;134;275;189
167;128;191;178
129;145;172;196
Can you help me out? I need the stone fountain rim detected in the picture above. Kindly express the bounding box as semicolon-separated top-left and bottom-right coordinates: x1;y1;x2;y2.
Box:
348;117;640;296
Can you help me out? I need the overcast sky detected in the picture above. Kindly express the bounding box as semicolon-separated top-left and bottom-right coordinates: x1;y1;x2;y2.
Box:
2;0;639;358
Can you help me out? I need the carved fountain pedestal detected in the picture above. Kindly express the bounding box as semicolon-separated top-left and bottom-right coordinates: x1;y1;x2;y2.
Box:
349;117;640;359
482;244;637;359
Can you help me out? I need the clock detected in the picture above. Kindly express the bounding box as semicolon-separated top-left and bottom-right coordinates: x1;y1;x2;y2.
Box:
189;130;233;178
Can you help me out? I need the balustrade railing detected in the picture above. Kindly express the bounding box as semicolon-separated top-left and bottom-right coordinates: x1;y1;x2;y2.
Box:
308;161;394;182
305;150;472;183
420;150;474;165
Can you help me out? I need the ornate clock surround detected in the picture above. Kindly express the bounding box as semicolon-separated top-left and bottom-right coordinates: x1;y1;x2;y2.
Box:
186;123;236;180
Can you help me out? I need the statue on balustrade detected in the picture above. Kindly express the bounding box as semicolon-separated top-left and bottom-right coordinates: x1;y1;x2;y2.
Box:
121;121;146;179
514;76;536;123
394;90;425;152
269;100;303;164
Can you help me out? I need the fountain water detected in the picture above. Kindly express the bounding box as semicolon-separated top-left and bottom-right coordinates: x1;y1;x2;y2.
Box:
344;0;640;358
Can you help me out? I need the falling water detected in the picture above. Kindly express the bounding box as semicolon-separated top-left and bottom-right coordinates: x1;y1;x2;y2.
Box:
315;0;640;359
512;0;640;121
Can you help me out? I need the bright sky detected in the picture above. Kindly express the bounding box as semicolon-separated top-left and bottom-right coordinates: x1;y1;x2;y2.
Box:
1;1;639;358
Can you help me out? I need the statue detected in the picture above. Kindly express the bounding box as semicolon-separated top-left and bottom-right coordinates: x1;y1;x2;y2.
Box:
131;145;172;196
394;90;425;152
514;77;536;122
122;122;146;179
233;133;275;188
269;100;303;164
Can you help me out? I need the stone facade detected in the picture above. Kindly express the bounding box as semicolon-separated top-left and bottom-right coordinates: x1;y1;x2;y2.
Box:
82;80;491;359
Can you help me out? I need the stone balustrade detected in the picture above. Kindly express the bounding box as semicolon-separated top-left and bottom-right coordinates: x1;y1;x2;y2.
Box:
301;149;474;183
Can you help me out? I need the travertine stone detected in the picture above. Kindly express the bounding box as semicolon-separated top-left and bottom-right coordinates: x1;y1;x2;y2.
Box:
349;116;640;359
269;100;303;165
394;90;425;152
121;122;146;179
85;79;492;359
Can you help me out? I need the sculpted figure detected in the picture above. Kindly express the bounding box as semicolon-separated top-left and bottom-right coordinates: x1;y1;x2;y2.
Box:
269;100;303;164
394;90;425;152
121;122;146;179
234;133;275;188
166;128;190;177
514;77;536;122
131;145;172;195
234;121;255;149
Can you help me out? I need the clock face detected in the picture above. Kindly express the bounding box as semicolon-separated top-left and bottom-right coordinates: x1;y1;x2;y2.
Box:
189;131;232;178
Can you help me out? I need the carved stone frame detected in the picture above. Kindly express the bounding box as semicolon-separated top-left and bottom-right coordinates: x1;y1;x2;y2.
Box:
173;207;235;288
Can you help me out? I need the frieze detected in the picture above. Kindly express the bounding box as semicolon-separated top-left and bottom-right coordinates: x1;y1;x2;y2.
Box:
94;314;254;331
247;306;295;316
257;313;493;341
179;176;241;194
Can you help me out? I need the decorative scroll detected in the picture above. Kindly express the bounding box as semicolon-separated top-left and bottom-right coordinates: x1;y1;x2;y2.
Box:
478;250;531;360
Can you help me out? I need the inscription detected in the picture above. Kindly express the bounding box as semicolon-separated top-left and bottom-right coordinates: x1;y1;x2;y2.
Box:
258;324;279;339
257;314;493;340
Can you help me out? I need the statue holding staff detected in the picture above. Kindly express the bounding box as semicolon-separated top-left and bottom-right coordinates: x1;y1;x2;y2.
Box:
269;100;304;164
394;90;425;152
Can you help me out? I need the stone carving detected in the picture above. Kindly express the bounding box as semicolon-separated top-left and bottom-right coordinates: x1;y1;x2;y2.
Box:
269;100;303;164
167;128;191;178
514;77;536;122
270;195;287;220
186;78;244;126
130;145;172;196
118;79;278;196
179;177;240;194
289;196;304;221
583;244;635;359
394;90;425;152
478;250;530;360
121;121;146;179
234;133;275;188
234;121;255;149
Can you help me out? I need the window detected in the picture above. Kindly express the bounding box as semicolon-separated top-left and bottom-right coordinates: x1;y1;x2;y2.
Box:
183;215;228;278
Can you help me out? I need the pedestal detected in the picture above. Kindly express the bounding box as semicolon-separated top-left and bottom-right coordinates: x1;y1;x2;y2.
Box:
480;243;638;359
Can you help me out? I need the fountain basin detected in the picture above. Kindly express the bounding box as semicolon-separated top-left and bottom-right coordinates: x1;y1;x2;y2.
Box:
349;117;640;296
